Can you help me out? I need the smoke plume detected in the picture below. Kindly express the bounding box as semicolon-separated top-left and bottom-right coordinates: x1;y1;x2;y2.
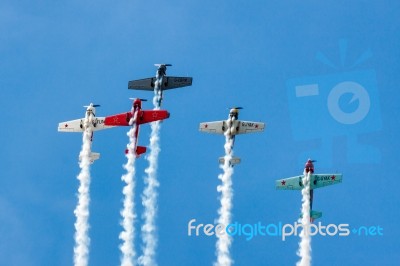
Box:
296;171;312;266
120;109;139;266
73;113;94;266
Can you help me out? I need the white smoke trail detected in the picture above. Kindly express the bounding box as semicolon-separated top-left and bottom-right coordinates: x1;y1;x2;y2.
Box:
214;127;235;266
73;113;94;266
296;171;312;266
139;92;162;266
139;119;161;266
120;109;139;266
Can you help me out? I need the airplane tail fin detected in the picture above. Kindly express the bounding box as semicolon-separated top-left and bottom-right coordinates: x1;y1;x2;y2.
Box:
124;146;147;157
219;156;241;166
79;152;100;163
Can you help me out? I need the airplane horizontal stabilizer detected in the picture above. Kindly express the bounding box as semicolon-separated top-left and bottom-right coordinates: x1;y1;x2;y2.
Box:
300;210;322;222
124;146;147;157
79;152;100;163
311;210;322;220
136;146;146;156
219;156;241;165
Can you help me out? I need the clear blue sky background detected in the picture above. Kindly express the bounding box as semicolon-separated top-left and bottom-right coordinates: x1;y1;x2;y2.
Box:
1;1;399;265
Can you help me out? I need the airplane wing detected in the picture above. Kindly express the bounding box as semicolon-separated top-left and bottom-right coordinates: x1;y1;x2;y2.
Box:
58;119;84;132
276;175;304;190
162;76;193;90
128;78;156;91
104;111;170;126
58;117;111;132
128;76;192;91
276;174;343;190
199;121;226;134
310;174;343;189
104;112;131;126
137;110;170;125
236;120;265;135
91;117;112;131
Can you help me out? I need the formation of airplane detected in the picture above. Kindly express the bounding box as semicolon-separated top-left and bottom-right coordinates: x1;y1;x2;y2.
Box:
58;64;345;223
104;98;170;156
127;64;193;107
58;103;112;162
199;107;265;165
275;159;343;222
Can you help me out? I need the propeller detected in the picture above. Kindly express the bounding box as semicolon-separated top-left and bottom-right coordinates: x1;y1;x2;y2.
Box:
129;98;147;102
154;63;172;67
84;103;100;108
229;107;243;110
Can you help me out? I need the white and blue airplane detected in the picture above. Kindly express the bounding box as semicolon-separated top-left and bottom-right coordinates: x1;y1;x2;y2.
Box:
276;159;343;222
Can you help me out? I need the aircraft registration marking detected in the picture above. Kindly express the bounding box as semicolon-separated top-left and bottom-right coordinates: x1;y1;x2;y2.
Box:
241;122;255;127
315;175;336;181
92;118;105;125
173;78;189;82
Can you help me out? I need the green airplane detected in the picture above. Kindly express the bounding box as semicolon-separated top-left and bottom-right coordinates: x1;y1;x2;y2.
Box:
275;159;343;222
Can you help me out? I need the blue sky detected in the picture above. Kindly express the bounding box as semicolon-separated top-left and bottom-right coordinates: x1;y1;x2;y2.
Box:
1;1;399;265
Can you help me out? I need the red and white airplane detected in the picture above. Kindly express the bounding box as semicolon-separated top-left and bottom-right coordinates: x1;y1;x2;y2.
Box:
104;98;170;156
276;159;343;222
58;103;113;162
